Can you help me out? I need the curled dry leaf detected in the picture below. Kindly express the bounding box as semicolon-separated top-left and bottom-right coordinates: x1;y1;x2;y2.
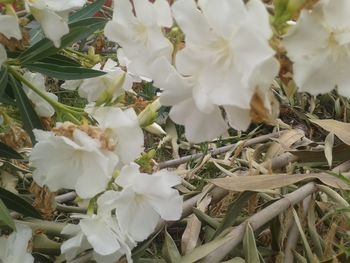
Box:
30;183;56;220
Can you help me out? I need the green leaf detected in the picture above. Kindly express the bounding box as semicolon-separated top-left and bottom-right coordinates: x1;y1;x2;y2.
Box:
25;62;105;80
39;54;81;67
0;187;42;219
9;75;44;143
0;198;16;230
162;229;181;263
212;191;254;240
243;223;260;263
0;142;23;159
70;0;106;23
19;18;107;64
193;208;220;229
132;228;163;261
0;66;8;95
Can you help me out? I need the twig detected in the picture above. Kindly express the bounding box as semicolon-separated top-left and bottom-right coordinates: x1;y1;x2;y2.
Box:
56;204;87;214
200;182;318;263
55;191;77;203
157;132;282;169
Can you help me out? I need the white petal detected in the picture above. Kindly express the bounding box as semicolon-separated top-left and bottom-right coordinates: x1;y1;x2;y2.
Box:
133;0;156;26
283;10;329;60
246;0;272;39
0;15;22;40
113;187;160;242
154;0;173;27
115;163;141;188
224;105;251;131
80;217;121;256
31;8;69;47
172;0;214;45
198;0;246;37
322;0;350;33
169;98;228;143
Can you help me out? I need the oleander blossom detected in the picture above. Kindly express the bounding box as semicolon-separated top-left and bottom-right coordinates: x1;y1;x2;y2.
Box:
0;14;22;66
151;0;279;143
22;72;58;118
104;0;173;79
30;122;119;199
62;59;139;103
0;223;34;263
61;198;135;263
283;0;350;98
85;105;144;165
25;0;86;47
99;163;183;242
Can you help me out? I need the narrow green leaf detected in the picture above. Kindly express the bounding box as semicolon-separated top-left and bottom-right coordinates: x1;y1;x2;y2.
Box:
25;62;105;80
9;75;44;143
243;223;260;263
39;54;81;67
70;0;106;23
0;66;8;95
212;191;254;239
193;208;220;229
0;198;16;230
19;18;106;64
0;142;23;159
0;187;42;219
162;229;181;263
132;228;163;261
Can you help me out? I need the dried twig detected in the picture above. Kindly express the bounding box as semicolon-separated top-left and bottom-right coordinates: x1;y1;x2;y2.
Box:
157;132;282;169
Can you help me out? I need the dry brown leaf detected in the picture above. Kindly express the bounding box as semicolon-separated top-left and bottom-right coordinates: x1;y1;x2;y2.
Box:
209;173;350;192
266;129;304;159
30;183;56;220
250;89;280;125
310;119;350;146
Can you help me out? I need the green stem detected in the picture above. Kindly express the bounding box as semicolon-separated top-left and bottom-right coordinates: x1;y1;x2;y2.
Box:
8;66;86;117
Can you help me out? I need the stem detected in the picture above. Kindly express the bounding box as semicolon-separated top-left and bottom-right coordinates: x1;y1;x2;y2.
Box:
8;66;86;117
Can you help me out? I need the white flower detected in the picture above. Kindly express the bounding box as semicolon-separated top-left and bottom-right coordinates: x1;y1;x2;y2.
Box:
283;0;350;98
165;0;278;138
61;213;135;263
150;57;229;143
74;59;137;103
22;72;58;118
86;106;144;165
101;163;183;242
30;126;119;198
0;14;22;67
25;0;86;47
0;223;34;263
104;0;173;79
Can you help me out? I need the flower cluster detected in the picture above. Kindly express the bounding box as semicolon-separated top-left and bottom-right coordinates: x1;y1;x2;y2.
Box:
103;0;279;143
29;106;182;262
4;0;350;262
